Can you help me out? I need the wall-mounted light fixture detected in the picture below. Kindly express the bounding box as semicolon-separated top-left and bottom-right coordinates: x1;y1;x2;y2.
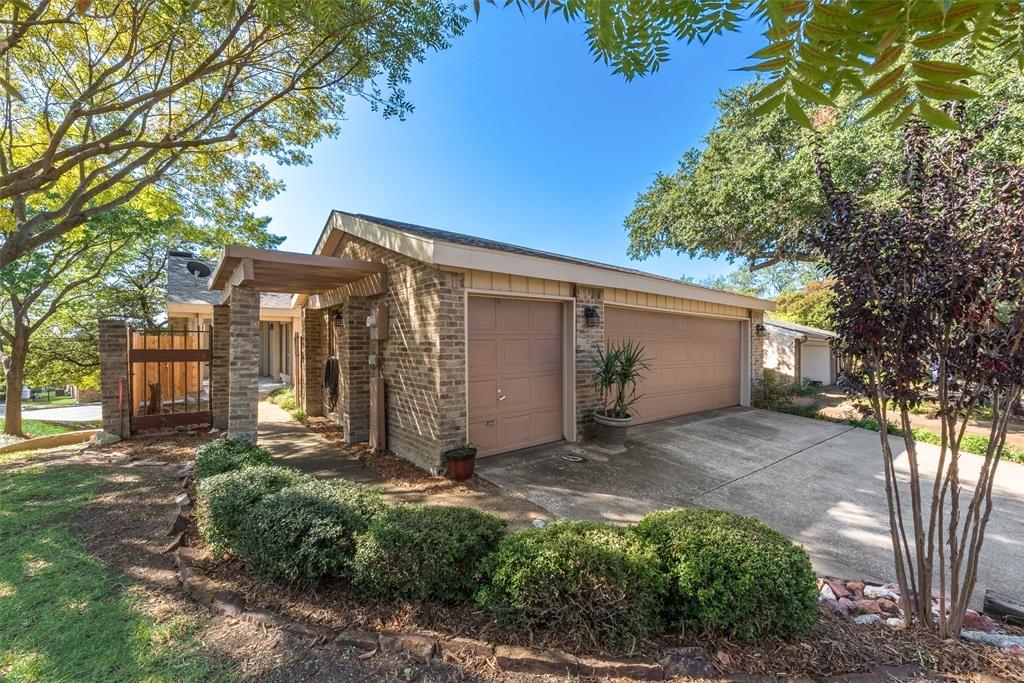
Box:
583;306;600;327
332;310;344;328
755;323;767;337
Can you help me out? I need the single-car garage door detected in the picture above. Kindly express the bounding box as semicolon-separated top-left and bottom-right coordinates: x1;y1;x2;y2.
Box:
605;307;741;424
800;341;833;385
468;296;564;457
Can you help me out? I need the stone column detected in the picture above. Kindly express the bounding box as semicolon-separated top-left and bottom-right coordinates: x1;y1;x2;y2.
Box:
211;303;230;429
338;298;371;442
574;285;605;438
302;308;326;417
98;318;130;440
228;287;260;441
750;310;765;394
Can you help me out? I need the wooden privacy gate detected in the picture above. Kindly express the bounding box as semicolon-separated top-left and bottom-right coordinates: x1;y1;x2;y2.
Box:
128;328;212;434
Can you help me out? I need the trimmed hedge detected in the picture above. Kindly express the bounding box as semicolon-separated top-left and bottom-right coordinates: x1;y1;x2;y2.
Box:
353;505;507;602
476;521;667;649
195;465;302;555
234;477;385;587
633;508;818;640
194;436;274;479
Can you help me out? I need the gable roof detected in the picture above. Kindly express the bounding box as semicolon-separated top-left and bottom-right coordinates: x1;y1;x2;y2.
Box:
315;210;775;311
764;317;836;340
166;255;294;310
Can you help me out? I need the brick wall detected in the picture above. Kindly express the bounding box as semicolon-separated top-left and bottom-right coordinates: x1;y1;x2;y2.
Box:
573;286;605;437
750;310;765;397
99;318;130;439
337;298;371;442
302;308;326;417
228;286;259;441
211;304;229;429
330;235;465;470
793;338;804;384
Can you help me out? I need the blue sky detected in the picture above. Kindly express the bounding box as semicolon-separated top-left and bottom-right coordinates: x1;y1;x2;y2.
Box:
254;10;763;282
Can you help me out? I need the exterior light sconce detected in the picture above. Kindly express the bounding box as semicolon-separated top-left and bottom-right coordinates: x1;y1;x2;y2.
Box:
332;311;344;328
755;323;767;338
584;306;600;327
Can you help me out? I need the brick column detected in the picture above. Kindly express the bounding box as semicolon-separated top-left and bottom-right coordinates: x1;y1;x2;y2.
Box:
228;287;260;441
750;310;765;395
436;272;468;461
338;298;371;441
99;318;130;440
211;304;230;429
302;308;326;417
793;337;804;384
574;286;605;438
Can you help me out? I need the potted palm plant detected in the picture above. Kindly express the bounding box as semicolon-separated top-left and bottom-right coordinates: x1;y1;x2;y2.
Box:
592;340;650;449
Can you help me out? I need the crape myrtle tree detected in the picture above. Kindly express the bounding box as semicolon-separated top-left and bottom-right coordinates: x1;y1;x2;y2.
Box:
0;0;466;268
814;114;1024;637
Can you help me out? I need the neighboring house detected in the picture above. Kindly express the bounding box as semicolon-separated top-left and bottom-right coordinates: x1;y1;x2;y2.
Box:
273;211;775;468
763;318;838;385
167;253;301;385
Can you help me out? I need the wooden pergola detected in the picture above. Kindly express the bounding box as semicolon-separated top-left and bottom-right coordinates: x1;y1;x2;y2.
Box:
209;245;386;441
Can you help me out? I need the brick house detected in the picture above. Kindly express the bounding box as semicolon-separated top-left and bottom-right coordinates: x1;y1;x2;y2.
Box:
275;211;775;471
762;318;838;385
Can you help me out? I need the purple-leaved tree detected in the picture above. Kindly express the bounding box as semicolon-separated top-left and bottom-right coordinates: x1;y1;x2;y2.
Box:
813;113;1024;637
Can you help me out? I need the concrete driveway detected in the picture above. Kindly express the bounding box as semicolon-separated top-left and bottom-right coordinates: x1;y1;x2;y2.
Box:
476;407;1024;604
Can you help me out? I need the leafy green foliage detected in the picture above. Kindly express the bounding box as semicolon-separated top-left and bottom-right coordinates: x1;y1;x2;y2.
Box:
194;436;274;480
195;465;303;555
267;386;296;411
353;505;507;602
476;521;667;649
634;508;818;640
592;339;650;419
496;1;1024;128
773;280;835;331
234;478;386;587
694;262;821;299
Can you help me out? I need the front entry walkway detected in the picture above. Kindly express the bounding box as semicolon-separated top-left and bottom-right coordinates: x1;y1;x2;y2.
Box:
476;407;1024;606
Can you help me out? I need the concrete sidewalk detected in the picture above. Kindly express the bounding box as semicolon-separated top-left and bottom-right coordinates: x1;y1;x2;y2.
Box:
477;407;1024;605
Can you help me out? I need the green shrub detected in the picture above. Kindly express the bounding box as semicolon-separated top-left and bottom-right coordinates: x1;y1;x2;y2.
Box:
194;436;273;479
234;477;385;587
195;465;302;555
634;508;817;640
476;521;666;649
290;408;307;421
353;505;506;602
753;370;800;411
267;386;296;410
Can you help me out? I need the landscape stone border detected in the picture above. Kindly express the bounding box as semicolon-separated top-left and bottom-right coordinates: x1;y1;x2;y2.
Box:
165;462;938;681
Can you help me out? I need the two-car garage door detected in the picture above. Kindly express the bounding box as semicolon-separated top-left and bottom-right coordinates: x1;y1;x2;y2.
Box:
467;296;743;456
604;306;742;425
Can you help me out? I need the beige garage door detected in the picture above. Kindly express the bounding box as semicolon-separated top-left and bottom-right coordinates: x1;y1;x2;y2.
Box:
468;296;564;457
605;307;742;424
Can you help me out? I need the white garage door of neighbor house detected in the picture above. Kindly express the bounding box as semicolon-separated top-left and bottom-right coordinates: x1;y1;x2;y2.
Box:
468;296;564;457
801;342;832;385
605;307;742;425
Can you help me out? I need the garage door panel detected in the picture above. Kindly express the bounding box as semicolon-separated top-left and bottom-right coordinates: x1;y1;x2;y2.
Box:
606;307;741;425
469;296;564;457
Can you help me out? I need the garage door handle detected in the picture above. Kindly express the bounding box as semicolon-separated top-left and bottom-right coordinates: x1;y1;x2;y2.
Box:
485;420;496;427
497;389;506;402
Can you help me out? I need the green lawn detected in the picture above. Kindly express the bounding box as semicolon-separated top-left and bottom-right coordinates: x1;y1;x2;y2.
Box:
0;419;101;439
0;461;232;681
22;396;77;410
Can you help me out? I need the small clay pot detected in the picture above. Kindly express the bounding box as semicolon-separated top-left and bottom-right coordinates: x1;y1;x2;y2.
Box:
445;446;478;481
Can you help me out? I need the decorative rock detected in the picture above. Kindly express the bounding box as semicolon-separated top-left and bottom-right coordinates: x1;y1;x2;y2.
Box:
161;531;186;554
167;512;189;536
240;607;283;627
661;647;720;679
884;618;905;629
854;599;881;615
495;645;578;676
183;568;220;605
439;636;493;659
876;598;898;614
175;462;195;480
963;609;999;634
334;629;379;652
210;591;244;618
131;459;169;467
1002;644;1024;658
820;584;837;601
826;579;852;600
820;597;840;614
282;621;333;640
863;585;899;601
853;614;881;626
379;632;437;662
961;631;1024;648
90;431;121;446
577;656;663;680
837;597;855;617
846;580;865;595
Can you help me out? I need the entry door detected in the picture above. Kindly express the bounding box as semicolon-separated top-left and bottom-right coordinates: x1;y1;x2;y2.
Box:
468;296;564;457
605;307;742;424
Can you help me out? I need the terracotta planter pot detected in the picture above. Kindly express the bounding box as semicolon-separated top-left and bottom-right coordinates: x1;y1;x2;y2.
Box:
445;446;478;481
593;410;634;449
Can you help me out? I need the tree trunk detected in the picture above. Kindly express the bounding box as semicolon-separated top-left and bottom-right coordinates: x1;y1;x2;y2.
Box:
4;325;29;437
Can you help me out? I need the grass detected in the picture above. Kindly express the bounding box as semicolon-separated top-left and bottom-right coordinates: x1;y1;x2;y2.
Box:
0;461;232;681
21;396;77;410
290;407;307;421
267;386;296;411
0;419;102;440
